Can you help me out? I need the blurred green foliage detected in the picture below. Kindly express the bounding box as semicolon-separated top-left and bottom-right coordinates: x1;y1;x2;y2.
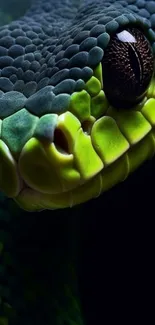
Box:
0;0;31;25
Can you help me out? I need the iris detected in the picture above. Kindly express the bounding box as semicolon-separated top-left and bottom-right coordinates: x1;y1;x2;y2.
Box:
102;28;154;108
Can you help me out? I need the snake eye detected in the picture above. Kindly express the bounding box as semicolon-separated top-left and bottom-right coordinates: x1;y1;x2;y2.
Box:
102;27;154;108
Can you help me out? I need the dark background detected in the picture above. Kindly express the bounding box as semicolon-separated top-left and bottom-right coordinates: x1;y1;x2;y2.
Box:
78;156;154;324
12;156;154;324
0;0;154;323
0;0;31;25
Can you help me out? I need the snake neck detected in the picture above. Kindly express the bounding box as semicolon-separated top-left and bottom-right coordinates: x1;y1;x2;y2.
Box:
0;203;85;325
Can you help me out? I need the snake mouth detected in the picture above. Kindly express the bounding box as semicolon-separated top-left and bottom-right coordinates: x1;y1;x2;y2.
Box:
0;60;155;211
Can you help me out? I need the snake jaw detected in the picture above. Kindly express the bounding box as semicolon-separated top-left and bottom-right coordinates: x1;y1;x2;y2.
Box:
0;19;155;211
1;60;155;211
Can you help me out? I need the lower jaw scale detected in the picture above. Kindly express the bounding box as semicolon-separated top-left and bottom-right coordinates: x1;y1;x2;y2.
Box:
0;108;155;211
1;72;155;211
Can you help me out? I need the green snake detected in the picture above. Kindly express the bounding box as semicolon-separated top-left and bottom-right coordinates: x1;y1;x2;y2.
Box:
0;0;155;323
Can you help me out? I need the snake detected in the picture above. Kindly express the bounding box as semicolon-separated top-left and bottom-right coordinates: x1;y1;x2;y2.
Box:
0;0;155;323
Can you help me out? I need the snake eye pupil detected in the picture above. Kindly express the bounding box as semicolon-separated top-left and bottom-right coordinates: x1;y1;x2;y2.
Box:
102;27;154;108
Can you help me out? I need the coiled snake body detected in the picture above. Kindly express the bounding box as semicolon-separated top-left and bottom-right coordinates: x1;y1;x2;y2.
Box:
0;0;155;324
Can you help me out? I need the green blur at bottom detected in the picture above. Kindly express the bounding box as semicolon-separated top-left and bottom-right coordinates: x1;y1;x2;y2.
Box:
0;205;85;325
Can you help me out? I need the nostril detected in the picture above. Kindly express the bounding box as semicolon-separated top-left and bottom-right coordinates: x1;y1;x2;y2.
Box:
54;128;69;154
81;117;96;135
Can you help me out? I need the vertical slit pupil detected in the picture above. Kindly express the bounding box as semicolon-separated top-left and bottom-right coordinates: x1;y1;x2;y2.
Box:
102;27;154;108
128;45;141;84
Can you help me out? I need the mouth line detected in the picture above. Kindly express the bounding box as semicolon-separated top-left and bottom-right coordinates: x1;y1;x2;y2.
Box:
1;61;155;211
13;80;155;212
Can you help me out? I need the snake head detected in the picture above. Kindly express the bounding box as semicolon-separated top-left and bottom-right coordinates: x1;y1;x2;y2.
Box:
0;6;155;211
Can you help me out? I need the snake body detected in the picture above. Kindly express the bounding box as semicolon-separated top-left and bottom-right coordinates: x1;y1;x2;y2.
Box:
0;0;155;324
